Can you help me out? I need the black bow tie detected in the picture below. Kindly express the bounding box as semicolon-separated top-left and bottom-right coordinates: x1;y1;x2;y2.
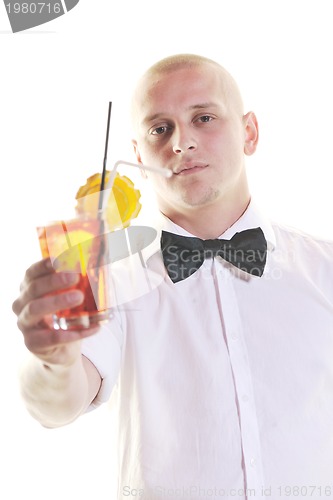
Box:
160;227;267;283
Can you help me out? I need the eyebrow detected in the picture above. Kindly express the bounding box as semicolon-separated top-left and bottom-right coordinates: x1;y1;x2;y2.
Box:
189;102;219;110
142;102;220;126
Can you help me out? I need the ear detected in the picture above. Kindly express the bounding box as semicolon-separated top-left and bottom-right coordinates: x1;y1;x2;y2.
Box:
243;111;259;156
132;139;142;163
132;139;148;179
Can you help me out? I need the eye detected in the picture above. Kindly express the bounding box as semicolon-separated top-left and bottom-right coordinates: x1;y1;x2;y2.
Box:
197;115;213;123
150;125;171;136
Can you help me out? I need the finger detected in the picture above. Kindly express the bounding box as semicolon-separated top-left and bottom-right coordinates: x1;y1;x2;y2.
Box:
22;258;54;288
23;324;100;357
13;269;80;316
17;289;84;330
23;271;80;307
14;259;54;313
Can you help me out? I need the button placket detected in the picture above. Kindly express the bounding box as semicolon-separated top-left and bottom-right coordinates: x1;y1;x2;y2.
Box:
213;261;265;494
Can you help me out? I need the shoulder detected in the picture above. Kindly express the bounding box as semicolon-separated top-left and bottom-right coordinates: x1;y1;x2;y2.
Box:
272;220;333;245
271;220;333;270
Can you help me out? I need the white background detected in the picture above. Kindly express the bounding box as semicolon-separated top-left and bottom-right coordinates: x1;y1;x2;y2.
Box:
1;1;333;498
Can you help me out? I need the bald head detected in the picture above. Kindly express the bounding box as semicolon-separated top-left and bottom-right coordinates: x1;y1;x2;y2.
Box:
131;53;244;133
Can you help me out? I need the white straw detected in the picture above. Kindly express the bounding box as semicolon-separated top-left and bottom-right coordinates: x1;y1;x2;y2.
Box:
101;160;171;211
114;160;171;179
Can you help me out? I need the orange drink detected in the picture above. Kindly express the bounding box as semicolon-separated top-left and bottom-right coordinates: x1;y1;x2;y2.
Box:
37;214;112;330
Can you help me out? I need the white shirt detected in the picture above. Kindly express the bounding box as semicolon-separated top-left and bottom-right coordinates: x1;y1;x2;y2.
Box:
81;201;333;499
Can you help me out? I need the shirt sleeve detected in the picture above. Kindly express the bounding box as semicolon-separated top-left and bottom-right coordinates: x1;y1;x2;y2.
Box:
81;311;123;411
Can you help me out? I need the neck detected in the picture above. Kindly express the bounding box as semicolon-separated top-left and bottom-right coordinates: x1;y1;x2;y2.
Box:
160;196;251;239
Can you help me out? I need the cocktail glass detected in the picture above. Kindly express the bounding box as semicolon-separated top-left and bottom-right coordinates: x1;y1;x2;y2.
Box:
37;212;112;331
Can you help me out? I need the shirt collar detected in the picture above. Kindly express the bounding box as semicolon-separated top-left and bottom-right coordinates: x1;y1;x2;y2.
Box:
218;200;276;252
137;199;276;264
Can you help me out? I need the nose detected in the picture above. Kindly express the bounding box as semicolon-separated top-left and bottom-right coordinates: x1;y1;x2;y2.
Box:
172;126;197;154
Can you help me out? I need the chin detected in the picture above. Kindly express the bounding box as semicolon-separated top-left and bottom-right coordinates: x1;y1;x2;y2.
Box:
180;187;220;208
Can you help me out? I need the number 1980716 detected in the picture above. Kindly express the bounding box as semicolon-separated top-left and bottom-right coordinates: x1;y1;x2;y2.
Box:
5;3;62;14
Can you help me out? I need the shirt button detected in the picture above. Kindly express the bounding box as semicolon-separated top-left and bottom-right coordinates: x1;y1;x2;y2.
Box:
242;395;249;403
230;332;238;341
250;457;256;467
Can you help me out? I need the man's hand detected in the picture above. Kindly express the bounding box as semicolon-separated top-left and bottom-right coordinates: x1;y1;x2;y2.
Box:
12;257;102;427
12;257;99;365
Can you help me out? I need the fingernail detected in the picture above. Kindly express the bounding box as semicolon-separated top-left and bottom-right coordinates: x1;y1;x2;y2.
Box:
62;273;79;285
45;258;53;270
67;290;83;304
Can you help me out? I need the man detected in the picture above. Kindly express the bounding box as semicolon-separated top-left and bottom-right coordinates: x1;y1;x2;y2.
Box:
13;54;333;499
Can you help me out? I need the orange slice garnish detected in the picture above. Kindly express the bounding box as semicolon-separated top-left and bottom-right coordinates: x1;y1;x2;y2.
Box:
75;171;141;230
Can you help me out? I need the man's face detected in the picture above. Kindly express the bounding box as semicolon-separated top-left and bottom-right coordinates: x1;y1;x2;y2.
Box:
132;63;258;216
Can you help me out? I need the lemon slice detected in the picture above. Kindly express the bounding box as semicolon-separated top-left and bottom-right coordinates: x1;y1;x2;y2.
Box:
75;171;141;230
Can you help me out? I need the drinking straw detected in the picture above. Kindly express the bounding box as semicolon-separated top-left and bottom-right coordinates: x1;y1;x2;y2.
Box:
101;160;171;212
98;101;112;211
94;102;112;274
98;102;171;213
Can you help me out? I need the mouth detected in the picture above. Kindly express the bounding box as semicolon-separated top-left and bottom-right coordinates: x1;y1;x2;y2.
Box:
173;162;208;176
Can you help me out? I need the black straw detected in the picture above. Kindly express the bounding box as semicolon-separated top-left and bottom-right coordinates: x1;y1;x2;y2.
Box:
98;101;112;211
95;102;112;273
